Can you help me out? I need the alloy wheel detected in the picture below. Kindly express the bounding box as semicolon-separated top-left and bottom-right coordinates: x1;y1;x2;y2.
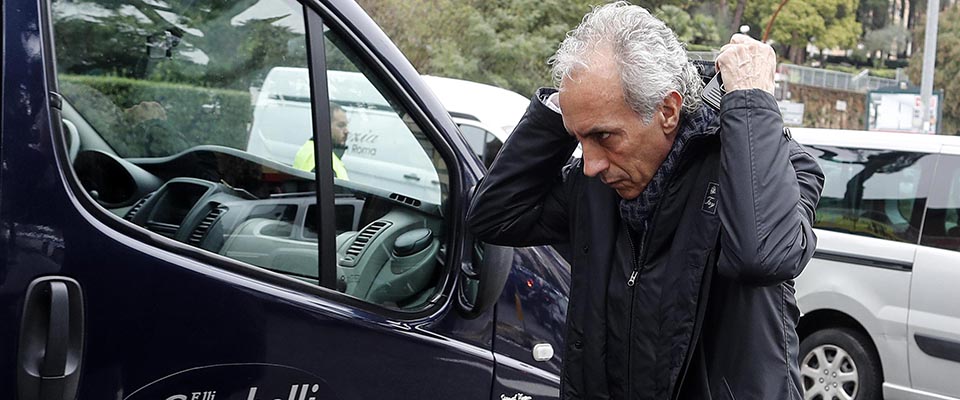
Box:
801;344;859;400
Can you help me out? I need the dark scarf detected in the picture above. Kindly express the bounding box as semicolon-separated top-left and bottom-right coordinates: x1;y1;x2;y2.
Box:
618;105;719;233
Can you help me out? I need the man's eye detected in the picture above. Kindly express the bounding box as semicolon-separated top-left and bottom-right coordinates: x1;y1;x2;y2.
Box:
599;132;612;141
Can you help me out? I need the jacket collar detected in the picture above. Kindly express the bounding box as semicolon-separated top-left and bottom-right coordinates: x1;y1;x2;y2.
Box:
618;105;719;233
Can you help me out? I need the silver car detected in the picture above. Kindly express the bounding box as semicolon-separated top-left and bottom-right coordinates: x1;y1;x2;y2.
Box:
793;128;960;400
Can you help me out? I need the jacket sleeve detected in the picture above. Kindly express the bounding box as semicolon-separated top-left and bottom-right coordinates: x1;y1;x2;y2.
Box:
716;89;825;285
466;89;580;247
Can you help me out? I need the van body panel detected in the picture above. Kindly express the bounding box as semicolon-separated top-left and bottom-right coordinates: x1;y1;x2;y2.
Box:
907;153;960;397
909;246;960;396
791;128;960;154
795;129;960;398
0;0;564;399
795;255;913;387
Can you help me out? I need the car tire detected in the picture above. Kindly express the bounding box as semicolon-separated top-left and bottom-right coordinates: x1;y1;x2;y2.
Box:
799;328;882;400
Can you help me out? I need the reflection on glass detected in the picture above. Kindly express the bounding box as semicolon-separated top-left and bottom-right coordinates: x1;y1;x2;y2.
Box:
921;155;960;252
808;145;932;243
53;0;307;157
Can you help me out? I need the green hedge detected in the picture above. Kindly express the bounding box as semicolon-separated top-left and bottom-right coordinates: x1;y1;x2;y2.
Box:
822;65;899;79
60;75;252;157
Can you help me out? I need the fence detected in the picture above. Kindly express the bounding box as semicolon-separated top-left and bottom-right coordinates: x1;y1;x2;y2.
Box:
686;51;902;93
778;64;901;93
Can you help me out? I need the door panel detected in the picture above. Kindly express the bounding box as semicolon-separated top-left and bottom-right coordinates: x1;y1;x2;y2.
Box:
910;153;960;397
493;246;570;399
3;1;499;399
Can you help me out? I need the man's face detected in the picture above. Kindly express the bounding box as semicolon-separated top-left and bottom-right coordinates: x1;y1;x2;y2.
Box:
559;54;677;200
331;108;349;146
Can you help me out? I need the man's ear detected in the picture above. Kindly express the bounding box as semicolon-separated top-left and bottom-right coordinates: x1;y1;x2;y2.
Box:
659;91;683;135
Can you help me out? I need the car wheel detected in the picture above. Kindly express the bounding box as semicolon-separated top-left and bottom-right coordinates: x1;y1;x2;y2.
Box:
799;328;882;400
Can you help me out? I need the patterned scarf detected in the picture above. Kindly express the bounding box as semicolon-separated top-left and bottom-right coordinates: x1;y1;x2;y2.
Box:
618;105;719;233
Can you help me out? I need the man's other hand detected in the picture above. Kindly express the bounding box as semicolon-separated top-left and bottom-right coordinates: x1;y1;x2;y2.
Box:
716;34;776;95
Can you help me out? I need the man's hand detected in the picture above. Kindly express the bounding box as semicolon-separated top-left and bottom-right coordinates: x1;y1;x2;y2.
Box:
716;34;776;95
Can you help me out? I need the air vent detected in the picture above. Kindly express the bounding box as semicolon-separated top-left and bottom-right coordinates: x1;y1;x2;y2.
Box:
124;192;155;221
389;193;421;207
343;221;392;264
188;204;226;246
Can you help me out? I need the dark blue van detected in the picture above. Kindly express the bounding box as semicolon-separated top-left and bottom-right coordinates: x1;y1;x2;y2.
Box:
0;1;570;399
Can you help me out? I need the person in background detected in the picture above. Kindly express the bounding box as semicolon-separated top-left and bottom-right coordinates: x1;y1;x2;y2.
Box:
294;103;349;179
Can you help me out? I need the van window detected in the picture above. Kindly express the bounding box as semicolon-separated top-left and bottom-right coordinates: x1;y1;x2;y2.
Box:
459;124;487;162
458;124;502;169
920;155;960;251
316;27;451;309
54;0;309;158
805;145;934;243
53;0;452;312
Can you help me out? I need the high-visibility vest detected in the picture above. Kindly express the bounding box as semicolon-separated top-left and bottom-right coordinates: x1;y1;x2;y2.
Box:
293;139;349;180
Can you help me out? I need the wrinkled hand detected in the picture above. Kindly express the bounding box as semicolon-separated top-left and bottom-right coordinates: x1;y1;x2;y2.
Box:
716;34;776;95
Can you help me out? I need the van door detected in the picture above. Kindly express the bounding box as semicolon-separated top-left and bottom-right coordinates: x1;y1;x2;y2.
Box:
4;1;498;399
492;246;570;399
909;149;960;398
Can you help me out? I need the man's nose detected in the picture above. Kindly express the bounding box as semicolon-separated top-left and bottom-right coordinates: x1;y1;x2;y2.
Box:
581;146;608;177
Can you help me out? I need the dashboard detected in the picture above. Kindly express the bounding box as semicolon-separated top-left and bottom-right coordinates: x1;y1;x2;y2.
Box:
72;145;445;309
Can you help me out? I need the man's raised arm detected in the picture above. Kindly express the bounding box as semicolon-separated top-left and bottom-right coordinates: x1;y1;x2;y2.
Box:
714;35;826;285
466;89;579;247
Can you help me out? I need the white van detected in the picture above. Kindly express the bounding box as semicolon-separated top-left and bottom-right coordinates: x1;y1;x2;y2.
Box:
420;75;528;168
792;128;960;400
247;69;530;199
247;67;442;203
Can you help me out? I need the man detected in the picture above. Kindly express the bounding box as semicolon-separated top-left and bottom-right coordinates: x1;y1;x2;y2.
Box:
293;103;349;179
467;2;824;399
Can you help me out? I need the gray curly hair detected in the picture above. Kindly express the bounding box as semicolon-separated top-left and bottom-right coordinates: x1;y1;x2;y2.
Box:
550;1;703;123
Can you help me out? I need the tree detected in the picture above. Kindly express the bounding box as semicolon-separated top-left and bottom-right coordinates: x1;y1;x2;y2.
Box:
742;0;862;63
863;25;911;67
357;0;597;96
691;13;723;45
656;5;694;43
907;4;960;134
857;0;889;32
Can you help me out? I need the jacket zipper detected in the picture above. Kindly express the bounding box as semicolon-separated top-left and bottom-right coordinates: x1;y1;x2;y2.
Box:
624;131;715;398
625;218;652;398
627;230;641;286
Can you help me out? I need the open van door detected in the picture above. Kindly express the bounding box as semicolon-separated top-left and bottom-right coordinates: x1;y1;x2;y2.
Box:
1;0;515;399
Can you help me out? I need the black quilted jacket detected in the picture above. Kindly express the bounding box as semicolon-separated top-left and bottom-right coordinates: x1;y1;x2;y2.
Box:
467;87;824;400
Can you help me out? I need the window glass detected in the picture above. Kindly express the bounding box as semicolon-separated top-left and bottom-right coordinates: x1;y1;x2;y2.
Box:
483;132;503;168
921;155;960;251
458;124;502;169
54;0;308;158
53;1;451;312
458;124;487;162
320;27;449;310
806;145;934;243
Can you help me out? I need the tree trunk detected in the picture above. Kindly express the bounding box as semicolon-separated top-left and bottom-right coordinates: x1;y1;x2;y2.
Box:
732;0;746;35
719;0;730;34
787;44;807;65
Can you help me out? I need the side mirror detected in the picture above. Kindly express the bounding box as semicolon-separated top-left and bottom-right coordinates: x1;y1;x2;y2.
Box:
457;241;513;319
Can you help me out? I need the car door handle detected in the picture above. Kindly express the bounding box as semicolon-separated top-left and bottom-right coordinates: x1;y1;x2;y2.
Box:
18;276;84;400
403;173;421;181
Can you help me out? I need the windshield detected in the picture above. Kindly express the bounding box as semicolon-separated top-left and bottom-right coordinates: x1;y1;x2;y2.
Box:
53;0;308;158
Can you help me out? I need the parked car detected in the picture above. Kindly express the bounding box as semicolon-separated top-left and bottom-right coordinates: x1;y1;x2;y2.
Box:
792;128;960;400
1;1;568;400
